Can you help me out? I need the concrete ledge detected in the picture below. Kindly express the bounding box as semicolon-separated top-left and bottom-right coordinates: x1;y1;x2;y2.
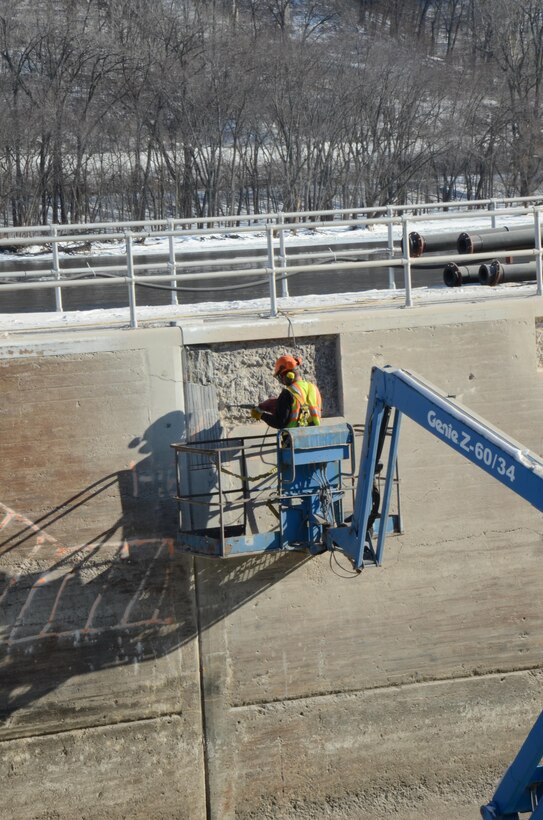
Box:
0;325;183;357
177;293;543;345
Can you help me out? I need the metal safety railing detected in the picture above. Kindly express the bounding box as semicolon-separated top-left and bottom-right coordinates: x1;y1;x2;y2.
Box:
1;196;543;328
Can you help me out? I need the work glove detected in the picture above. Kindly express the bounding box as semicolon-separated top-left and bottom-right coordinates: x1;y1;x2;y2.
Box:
250;407;263;420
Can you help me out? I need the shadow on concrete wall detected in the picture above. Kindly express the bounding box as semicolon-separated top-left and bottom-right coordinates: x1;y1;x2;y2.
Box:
0;411;308;720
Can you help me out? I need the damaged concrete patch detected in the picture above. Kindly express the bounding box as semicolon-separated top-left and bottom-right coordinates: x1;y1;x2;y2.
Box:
183;337;340;423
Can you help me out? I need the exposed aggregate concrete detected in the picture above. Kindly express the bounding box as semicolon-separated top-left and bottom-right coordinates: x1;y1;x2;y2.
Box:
183;337;341;424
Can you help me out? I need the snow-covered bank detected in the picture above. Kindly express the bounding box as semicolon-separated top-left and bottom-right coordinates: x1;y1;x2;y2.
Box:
0;212;533;261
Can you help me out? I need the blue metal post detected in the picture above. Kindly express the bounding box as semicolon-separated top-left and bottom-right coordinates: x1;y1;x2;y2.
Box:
325;384;387;569
375;408;402;566
481;710;543;819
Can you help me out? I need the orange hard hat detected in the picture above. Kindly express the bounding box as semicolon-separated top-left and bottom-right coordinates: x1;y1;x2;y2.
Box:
273;354;302;377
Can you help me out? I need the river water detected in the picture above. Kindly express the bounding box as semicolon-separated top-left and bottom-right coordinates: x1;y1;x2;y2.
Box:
0;241;445;314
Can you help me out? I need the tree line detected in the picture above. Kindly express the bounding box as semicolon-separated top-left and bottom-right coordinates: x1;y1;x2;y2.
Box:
0;0;541;226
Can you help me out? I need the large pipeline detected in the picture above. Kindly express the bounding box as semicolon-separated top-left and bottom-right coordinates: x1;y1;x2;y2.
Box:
407;224;536;258
457;225;539;254
443;262;482;287
405;230;462;258
478;260;537;287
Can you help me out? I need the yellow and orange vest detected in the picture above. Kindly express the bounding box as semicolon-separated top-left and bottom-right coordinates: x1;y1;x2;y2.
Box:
285;380;322;427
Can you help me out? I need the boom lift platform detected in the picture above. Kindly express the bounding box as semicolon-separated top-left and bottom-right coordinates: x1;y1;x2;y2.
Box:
172;422;402;559
173;365;543;817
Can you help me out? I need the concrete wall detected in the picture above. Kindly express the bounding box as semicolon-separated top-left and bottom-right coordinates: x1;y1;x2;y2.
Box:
0;328;205;818
2;300;543;818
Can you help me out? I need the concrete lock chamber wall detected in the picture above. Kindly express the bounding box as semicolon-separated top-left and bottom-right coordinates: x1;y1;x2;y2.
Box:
2;300;543;819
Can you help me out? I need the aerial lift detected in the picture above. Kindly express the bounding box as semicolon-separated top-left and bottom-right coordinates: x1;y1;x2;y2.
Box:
172;365;543;819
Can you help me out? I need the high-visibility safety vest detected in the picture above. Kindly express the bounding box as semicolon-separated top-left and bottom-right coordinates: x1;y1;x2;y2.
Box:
285;380;322;427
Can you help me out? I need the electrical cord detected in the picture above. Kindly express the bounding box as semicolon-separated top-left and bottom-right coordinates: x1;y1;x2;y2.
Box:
328;543;362;577
87;266;270;292
278;309;297;346
1;246;368;291
81;262;310;294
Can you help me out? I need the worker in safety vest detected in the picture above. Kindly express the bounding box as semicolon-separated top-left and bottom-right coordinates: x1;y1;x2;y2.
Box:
251;354;322;428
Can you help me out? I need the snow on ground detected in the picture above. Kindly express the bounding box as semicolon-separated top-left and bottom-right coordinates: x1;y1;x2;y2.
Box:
0;282;537;334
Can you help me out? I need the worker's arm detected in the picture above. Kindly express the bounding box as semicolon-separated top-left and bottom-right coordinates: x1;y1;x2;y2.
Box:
259;389;292;429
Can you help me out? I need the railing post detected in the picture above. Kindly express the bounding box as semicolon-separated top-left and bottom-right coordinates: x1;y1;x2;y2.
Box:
266;224;278;317
535;207;543;297
489;199;497;229
387;206;396;290
278;214;289;297
125;231;138;328
167;219;178;305
51;225;63;312
402;216;413;307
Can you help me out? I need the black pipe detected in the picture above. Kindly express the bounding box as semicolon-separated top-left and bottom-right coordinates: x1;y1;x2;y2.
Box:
478;260;537;286
458;225;538;254
443;262;482;287
404;230;462;258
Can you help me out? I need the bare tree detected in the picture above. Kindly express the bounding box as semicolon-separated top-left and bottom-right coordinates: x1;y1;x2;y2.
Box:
0;0;540;226
473;0;543;196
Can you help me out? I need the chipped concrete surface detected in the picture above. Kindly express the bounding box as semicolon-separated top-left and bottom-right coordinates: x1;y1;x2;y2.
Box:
183;336;340;425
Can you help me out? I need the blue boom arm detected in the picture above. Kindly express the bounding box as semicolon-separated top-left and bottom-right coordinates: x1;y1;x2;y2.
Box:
326;365;543;571
326;365;543;819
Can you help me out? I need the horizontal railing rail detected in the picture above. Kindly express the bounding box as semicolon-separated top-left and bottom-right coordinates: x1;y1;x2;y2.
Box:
0;198;542;328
